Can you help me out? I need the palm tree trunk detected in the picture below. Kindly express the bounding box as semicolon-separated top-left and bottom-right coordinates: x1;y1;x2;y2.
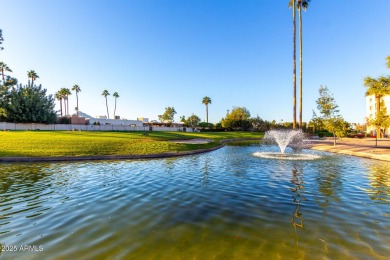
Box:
106;97;110;119
114;99;117;118
299;7;303;129
64;98;67;116
1;68;4;81
60;98;63;117
76;92;79;116
292;0;297;129
67;96;69;116
206;104;209;125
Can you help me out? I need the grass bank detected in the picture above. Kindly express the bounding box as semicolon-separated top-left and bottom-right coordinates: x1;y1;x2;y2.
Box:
0;131;263;157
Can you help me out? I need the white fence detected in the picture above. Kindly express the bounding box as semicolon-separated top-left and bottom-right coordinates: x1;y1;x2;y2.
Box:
0;122;195;132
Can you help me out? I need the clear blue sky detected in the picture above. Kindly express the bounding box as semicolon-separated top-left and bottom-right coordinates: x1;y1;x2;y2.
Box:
1;0;390;124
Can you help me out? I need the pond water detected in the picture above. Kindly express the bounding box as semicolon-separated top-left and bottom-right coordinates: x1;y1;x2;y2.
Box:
1;144;390;259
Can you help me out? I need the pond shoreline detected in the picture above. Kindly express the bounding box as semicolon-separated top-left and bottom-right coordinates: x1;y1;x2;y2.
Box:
2;137;390;163
309;139;390;162
0;144;225;163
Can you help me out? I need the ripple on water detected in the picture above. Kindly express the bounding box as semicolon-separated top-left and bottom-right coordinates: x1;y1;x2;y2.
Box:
0;146;390;259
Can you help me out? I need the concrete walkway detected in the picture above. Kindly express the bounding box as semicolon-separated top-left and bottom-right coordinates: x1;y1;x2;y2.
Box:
308;138;390;162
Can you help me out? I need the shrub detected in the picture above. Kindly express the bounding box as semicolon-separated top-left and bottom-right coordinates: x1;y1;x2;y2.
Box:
58;117;71;124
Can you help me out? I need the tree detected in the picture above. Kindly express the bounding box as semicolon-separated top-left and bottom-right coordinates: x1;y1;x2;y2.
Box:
364;76;390;137
202;96;212;125
0;62;12;82
55;91;63;116
368;100;390;143
387;55;390;69
250;116;271;132
113;92;119;118
289;0;297;129
221;106;251;130
0;29;4;51
297;0;310;129
182;114;201;127
57;89;67;116
27;70;39;87
0;84;9;120
59;88;66;115
162;107;177;122
1;84;56;123
199;122;214;129
188;114;201;127
60;88;71;116
72;84;81;116
3;76;17;87
102;90;110;118
314;86;347;145
309;110;324;133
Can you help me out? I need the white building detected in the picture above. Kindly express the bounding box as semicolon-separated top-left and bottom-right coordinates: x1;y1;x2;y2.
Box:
366;94;390;134
76;111;144;126
89;118;143;127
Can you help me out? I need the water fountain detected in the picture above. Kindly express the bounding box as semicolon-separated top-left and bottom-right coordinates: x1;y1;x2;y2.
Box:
253;129;321;160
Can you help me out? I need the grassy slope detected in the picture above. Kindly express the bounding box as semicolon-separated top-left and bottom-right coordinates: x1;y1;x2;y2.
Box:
0;131;263;157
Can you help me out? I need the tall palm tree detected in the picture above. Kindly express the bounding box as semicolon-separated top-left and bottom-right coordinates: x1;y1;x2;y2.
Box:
289;0;297;129
55;91;63;116
202;96;212;125
59;88;67;116
113;92;119;118
364;76;390;137
59;88;71;116
64;88;71;115
102;90;110;119
297;0;310;129
72;84;81;116
27;70;39;86
0;62;12;82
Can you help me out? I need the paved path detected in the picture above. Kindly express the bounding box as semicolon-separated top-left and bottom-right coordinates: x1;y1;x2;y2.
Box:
308;138;390;162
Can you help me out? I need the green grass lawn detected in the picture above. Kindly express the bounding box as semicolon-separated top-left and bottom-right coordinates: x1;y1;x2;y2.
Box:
0;131;263;157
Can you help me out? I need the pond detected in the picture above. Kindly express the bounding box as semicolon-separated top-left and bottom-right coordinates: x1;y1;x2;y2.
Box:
1;144;389;259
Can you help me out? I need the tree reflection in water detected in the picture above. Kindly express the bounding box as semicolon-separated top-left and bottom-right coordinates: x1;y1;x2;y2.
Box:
290;167;306;243
366;162;390;203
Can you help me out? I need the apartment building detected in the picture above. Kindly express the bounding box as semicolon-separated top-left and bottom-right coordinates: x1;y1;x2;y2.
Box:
366;94;390;135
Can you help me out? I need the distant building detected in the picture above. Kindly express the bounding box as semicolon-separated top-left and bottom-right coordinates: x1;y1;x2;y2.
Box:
78;111;94;118
365;94;390;135
144;120;184;127
60;111;143;126
137;117;149;123
89;118;143;127
70;115;89;125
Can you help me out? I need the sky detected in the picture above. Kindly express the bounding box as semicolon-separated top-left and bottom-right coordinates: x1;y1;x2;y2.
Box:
1;0;390;124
